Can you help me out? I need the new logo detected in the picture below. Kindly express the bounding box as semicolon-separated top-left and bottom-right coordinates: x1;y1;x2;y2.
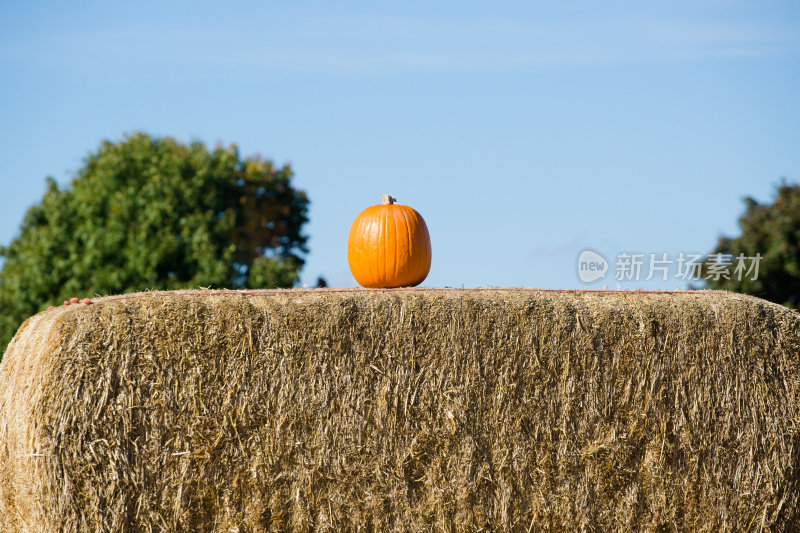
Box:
577;249;608;283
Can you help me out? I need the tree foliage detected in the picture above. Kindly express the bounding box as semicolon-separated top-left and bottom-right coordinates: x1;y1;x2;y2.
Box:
703;181;800;309
0;133;309;353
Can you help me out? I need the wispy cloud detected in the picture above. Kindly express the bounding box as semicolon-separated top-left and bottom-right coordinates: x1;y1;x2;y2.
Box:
4;14;798;75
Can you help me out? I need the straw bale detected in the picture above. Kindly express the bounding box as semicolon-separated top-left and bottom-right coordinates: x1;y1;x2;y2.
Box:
1;289;799;532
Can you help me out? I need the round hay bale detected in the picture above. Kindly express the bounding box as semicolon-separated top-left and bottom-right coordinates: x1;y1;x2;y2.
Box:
1;288;799;531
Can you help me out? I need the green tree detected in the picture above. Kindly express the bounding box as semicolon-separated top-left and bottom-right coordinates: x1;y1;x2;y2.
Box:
702;181;800;309
0;133;309;353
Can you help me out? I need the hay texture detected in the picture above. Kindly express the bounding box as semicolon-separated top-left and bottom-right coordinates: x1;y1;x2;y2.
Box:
1;289;800;532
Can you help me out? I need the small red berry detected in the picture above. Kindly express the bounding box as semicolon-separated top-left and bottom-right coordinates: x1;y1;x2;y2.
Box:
64;301;70;306
82;298;91;305
70;297;79;304
48;306;54;310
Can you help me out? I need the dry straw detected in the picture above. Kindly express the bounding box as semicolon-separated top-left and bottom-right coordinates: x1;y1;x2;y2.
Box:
1;288;799;532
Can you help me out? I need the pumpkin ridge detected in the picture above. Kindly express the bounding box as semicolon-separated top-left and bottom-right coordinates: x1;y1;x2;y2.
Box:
391;207;398;285
402;206;414;285
359;214;370;286
381;206;388;287
374;206;383;287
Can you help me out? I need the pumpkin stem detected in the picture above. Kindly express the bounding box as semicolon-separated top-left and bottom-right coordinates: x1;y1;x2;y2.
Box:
382;194;397;205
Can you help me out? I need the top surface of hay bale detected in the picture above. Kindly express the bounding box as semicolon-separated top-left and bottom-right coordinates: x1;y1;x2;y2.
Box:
1;288;799;532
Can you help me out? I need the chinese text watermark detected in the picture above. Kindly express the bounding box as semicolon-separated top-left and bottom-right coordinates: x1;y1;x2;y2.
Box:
577;250;761;283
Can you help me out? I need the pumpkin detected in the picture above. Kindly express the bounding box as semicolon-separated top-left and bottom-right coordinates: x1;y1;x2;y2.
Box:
347;194;432;288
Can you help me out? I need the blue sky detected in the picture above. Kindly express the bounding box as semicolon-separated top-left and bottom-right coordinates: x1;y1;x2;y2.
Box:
1;1;798;290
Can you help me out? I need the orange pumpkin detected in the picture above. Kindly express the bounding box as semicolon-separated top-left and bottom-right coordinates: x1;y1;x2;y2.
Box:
347;194;432;288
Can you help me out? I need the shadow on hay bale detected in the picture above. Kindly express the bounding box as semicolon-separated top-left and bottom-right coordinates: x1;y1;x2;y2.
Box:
1;289;799;532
